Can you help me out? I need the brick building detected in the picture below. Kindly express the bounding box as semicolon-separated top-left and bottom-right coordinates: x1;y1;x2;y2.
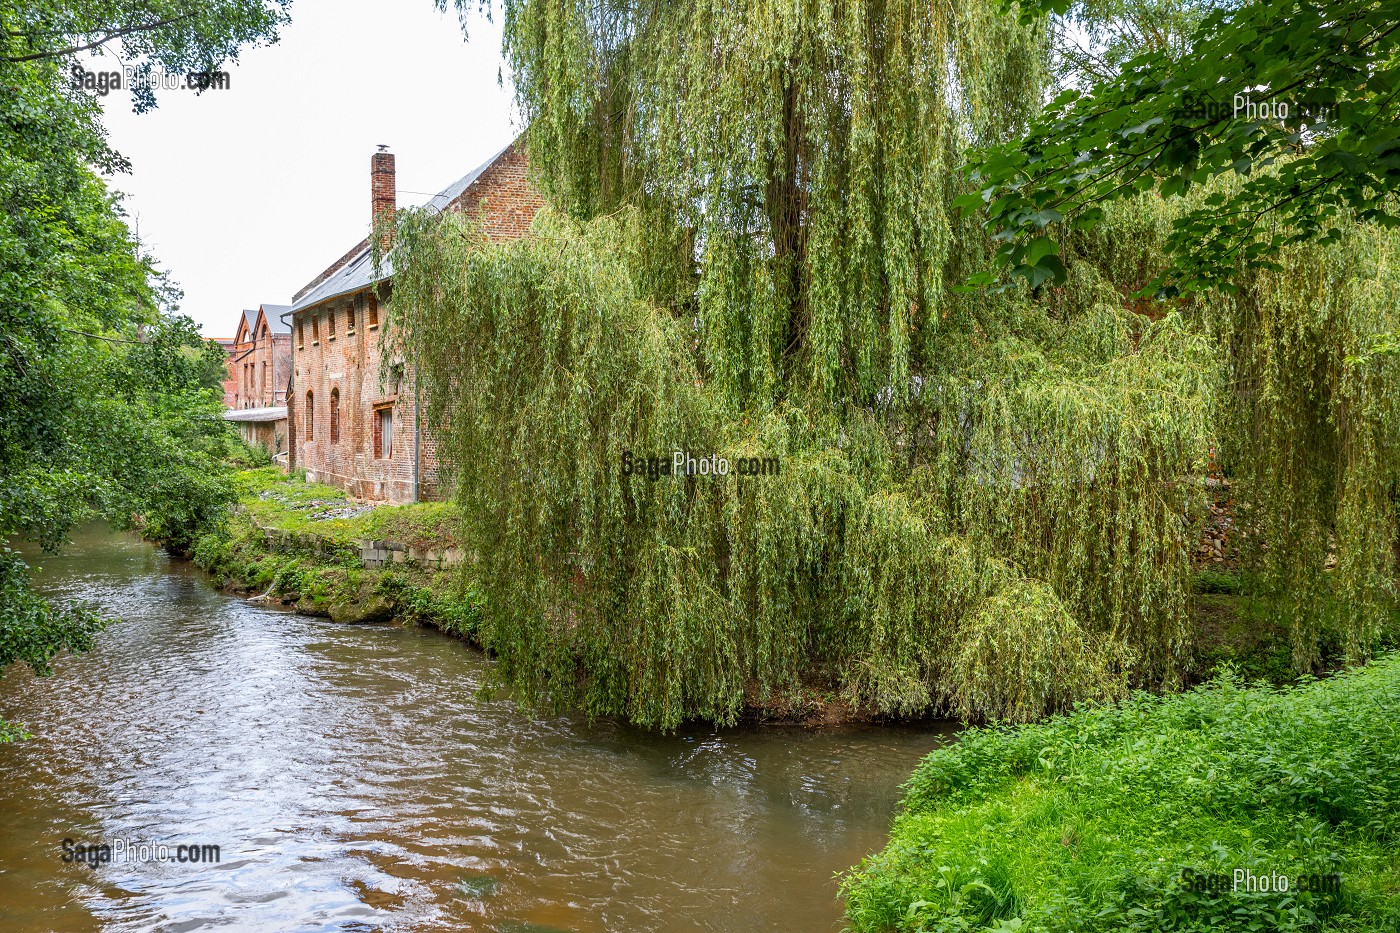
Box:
287;141;542;502
228;305;292;410
224;304;292;456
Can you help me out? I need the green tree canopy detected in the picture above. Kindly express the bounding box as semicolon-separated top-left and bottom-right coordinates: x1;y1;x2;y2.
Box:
486;0;1047;409
386;0;1399;730
1;0;290;109
0;0;287;738
1051;0;1237;87
959;0;1400;295
384;0;1243;729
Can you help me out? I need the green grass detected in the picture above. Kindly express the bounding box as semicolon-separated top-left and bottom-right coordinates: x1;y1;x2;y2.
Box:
233;466;365;537
1189;569;1400;687
1191;591;1299;685
231;467;462;548
193;467;479;633
843;655;1400;932
1193;568;1245;596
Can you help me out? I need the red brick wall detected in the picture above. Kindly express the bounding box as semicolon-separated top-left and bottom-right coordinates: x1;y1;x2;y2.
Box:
291;144;543;503
226;322;250;409
228;323;291;410
446;144;543;239
215;339;237;408
290;294;440;502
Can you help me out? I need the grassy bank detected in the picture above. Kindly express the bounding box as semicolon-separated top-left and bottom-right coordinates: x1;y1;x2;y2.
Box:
842;655;1400;932
191;468;479;635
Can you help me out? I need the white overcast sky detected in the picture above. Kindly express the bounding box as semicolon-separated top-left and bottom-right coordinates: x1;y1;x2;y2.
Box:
86;0;517;337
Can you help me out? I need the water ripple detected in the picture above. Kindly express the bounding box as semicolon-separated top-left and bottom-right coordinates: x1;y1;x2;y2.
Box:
0;528;951;932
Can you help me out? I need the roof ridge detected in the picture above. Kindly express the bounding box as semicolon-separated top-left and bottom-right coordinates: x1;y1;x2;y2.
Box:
289;140;524;314
292;236;371;303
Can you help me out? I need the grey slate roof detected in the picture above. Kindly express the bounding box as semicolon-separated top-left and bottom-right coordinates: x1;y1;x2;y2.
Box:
291;247;379;314
289;142;516;314
421;141;512;213
237;306;292;339
260;304;291;334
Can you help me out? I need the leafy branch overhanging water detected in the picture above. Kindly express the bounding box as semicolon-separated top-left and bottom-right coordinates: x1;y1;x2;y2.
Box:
388;0;1400;728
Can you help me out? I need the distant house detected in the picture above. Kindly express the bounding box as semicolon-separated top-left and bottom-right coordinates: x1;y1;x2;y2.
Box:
223;304;292;456
287;142;541;502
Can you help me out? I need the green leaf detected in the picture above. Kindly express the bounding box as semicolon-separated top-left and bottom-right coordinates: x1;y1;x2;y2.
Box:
1025;236;1060;266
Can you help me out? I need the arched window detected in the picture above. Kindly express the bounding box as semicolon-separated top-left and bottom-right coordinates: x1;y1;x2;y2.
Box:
305;391;314;440
329;388;340;443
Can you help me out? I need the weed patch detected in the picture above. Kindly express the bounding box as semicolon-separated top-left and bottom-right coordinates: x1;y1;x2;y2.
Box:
843;655;1400;932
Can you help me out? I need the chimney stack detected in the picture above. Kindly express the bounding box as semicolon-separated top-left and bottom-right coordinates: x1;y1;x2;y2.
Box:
371;145;396;252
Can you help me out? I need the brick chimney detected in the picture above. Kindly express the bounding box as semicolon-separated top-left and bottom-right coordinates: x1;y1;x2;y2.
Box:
371;145;396;251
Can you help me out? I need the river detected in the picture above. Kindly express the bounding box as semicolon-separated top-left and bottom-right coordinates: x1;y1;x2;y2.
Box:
0;527;949;932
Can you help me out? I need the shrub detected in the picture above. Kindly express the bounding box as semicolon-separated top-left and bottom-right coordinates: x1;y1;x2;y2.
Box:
843;654;1400;932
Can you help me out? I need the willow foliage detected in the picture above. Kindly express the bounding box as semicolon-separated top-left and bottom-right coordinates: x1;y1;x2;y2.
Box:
1215;223;1400;670
390;205;1221;727
391;0;1397;728
497;0;1045;407
947;308;1218;685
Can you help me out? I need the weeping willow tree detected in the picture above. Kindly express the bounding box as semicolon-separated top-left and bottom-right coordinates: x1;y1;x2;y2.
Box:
494;0;1048;408
1213;223;1400;670
389;193;1217;727
945;0;1400;673
387;0;1394;728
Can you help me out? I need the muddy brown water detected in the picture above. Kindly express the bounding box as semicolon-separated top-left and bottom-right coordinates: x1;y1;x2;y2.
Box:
0;527;951;932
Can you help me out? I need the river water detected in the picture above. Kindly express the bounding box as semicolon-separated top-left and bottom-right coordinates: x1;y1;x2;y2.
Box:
0;527;949;932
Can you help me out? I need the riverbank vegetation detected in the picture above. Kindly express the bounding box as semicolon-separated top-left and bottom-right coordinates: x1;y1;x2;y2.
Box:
841;652;1400;932
199;463;1394;724
191;467;479;635
379;0;1400;730
0;1;291;739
